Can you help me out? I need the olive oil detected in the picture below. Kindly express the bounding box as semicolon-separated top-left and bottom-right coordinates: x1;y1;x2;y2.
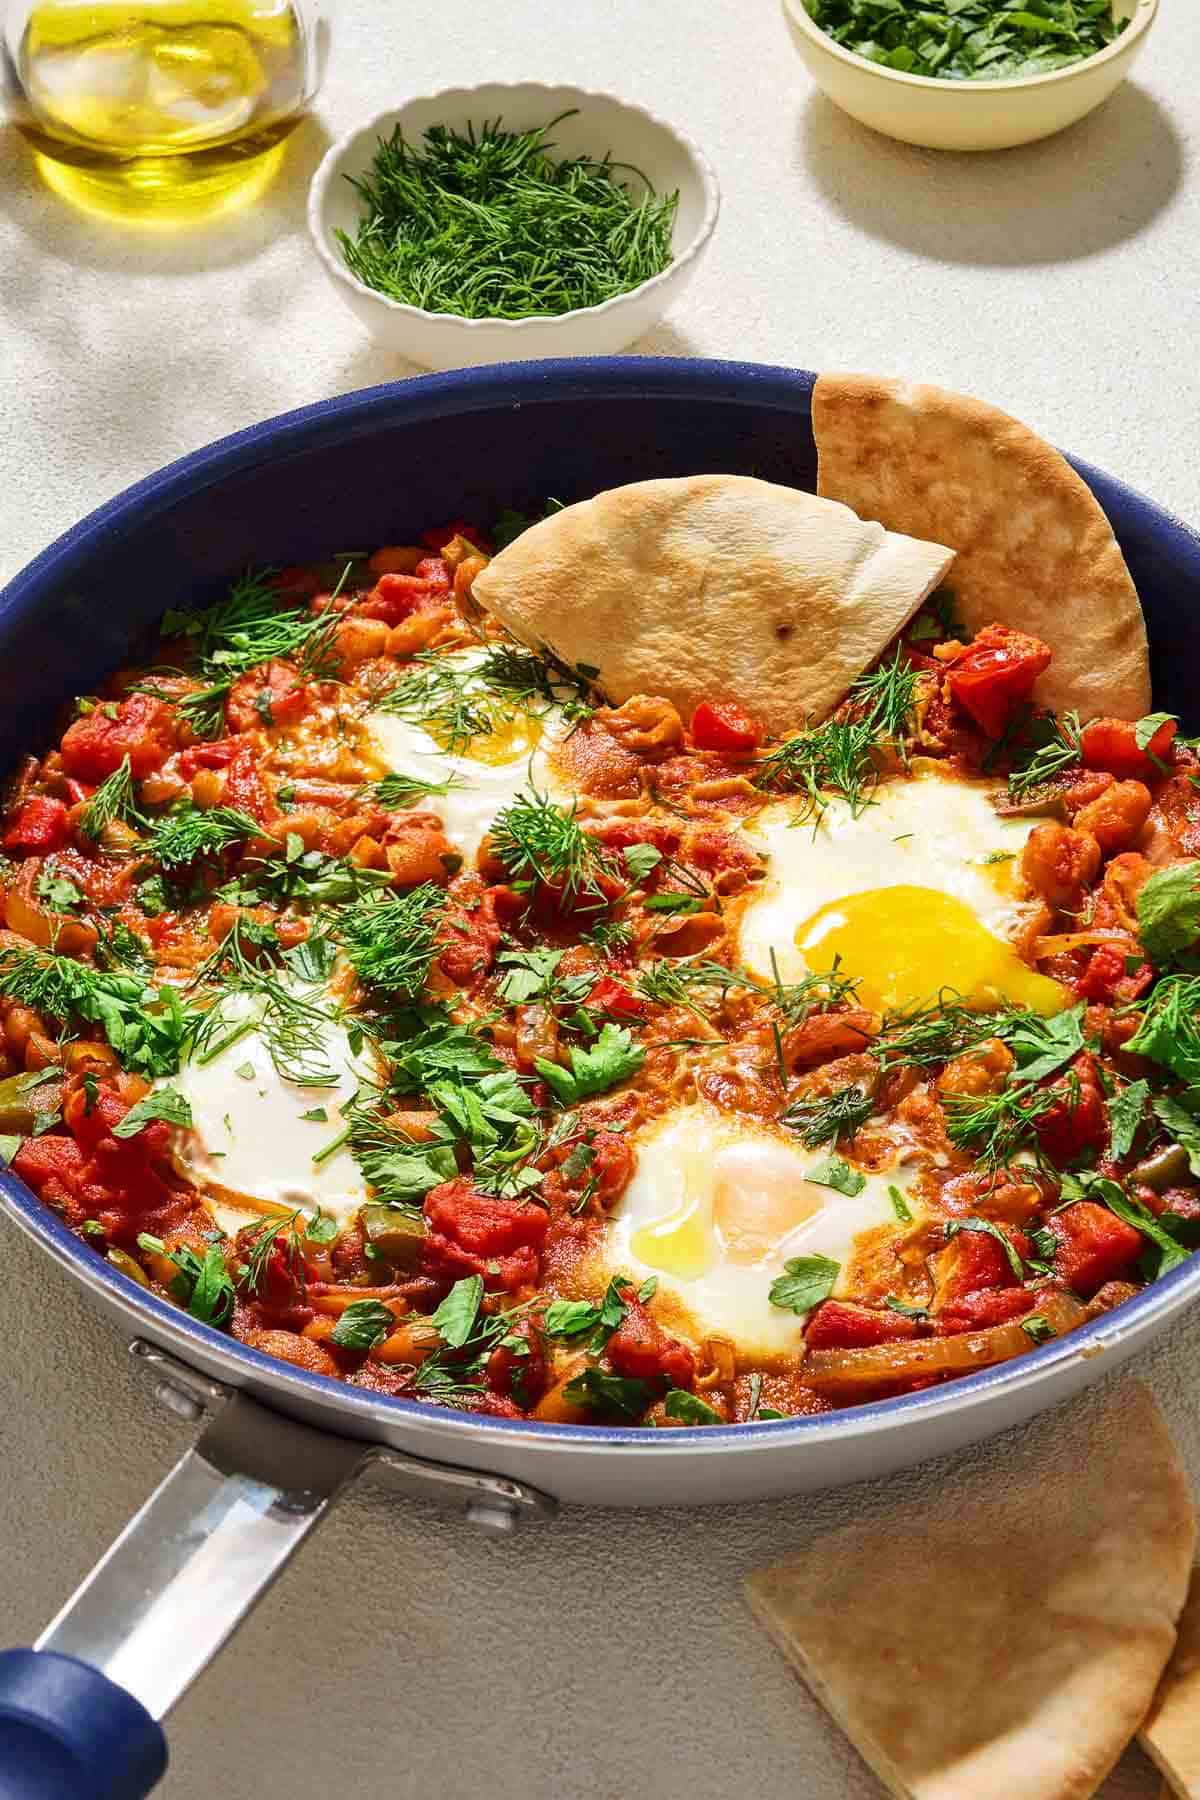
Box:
10;0;319;220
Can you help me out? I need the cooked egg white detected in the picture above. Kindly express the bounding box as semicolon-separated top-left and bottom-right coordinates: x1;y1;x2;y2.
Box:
598;1104;912;1356
173;990;369;1230
739;770;1065;1016
364;647;568;867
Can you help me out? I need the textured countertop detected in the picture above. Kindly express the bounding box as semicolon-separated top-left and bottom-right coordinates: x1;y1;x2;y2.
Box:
2;3;1200;1795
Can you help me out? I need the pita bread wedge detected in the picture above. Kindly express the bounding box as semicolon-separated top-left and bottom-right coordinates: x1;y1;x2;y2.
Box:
472;475;954;737
745;1382;1194;1800
1141;1569;1200;1797
812;373;1150;721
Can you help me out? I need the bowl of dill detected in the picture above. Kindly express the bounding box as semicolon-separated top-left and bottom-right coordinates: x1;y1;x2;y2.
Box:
781;0;1158;151
308;82;720;369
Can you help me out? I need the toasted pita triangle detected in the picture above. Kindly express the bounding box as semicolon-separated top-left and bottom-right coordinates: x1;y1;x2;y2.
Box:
745;1382;1193;1800
472;475;954;737
1141;1568;1200;1797
812;373;1150;720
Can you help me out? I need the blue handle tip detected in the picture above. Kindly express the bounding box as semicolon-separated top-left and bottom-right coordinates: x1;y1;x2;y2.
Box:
0;1650;166;1799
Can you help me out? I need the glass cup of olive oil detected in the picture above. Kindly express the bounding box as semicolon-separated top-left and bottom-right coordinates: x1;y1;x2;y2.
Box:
4;0;328;221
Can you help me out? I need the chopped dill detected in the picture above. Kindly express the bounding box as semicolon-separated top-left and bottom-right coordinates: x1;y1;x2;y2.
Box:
147;805;263;870
755;649;921;822
780;1082;876;1147
490;787;610;901
372;653;507;753
78;756;142;841
190;916;340;1086
335;114;679;321
359;771;465;808
337;883;446;1001
1007;711;1081;800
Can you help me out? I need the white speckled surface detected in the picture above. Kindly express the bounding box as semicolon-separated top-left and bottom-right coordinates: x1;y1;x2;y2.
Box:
2;2;1200;1794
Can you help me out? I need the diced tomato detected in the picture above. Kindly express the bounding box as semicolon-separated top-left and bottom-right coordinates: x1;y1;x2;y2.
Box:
1033;1053;1108;1166
358;573;448;625
61;694;176;781
935;1288;1036;1334
587;976;646;1019
1081;715;1177;781
486;1318;547;1406
605;1299;695;1389
4;795;70;853
541;1128;634;1211
413;556;452;590
946;625;1053;739
267;565;324;598
422;1178;549;1292
221;743;275;829
589;819;681;858
690;701;764;753
437;882;501;986
225;660;310;734
421;521;487;554
1048;1200;1142;1297
12;1135;88;1212
178;738;240;777
933;1226;1029;1309
1075;942;1152;1005
805;1299;919;1349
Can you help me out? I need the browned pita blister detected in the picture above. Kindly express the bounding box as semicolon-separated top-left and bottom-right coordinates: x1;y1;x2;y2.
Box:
812;373;1150;720
472;475;954;738
1141;1569;1200;1797
745;1382;1194;1800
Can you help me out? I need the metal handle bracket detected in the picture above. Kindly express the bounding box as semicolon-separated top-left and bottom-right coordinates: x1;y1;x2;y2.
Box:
31;1340;555;1725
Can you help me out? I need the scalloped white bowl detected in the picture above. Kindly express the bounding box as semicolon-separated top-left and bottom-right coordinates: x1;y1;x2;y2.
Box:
307;82;720;370
781;0;1157;151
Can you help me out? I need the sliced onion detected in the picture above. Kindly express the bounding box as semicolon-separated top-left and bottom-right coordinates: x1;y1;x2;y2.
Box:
801;1292;1088;1396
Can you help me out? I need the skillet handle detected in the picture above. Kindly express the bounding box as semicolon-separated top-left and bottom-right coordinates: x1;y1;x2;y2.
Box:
0;1388;368;1796
0;1650;165;1799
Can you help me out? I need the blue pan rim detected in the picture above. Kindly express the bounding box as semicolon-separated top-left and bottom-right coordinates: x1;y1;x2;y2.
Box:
3;353;1200;1454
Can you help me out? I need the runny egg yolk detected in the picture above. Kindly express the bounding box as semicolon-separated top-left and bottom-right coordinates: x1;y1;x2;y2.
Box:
796;883;1067;1016
433;709;544;767
630;1138;827;1278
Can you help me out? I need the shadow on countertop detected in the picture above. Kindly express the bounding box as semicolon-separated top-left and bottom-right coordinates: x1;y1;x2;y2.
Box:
798;82;1184;266
329;318;706;402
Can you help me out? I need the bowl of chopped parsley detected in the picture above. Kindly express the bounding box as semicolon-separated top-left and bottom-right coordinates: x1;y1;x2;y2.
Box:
781;0;1157;150
308;82;720;369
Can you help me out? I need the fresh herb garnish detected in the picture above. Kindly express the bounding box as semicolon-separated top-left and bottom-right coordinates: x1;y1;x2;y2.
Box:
535;1022;645;1106
337;883;445;1000
806;1155;866;1196
331;1298;395;1350
1109;1079;1150;1161
1137;866;1200;967
1007;710;1082;800
112;1087;193;1138
431;1275;484;1347
755;649;919;822
137;1232;234;1325
0;944;194;1079
491;787;610;901
335;114;678;320
943;1216;1025;1282
663;1389;722;1425
768;1253;840;1315
148;806;263;870
561;1367;654;1421
78;756;142;841
780;1082;875;1148
805;0;1126;81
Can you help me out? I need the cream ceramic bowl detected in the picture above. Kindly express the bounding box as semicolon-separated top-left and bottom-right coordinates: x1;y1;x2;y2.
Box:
307;82;720;370
781;0;1157;151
